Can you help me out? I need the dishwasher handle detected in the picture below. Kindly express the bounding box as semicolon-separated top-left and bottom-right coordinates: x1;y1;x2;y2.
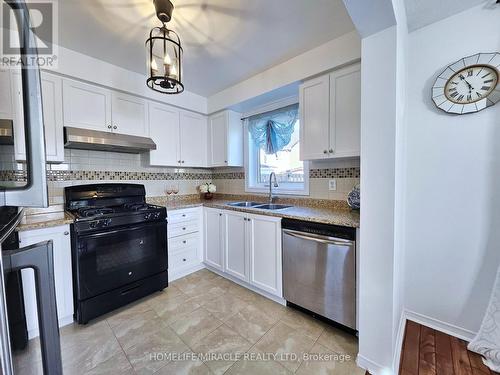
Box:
282;229;355;246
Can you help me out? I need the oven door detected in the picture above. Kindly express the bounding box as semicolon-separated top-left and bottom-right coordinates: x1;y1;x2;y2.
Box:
75;221;167;300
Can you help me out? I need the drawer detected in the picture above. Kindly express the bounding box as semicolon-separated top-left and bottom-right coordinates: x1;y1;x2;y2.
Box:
169;247;198;270
168;233;199;252
168;209;199;224
168;221;199;238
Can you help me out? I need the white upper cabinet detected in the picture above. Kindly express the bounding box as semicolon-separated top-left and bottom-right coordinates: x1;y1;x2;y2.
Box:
299;75;330;160
111;92;149;137
148;104;207;168
148;102;180;166
208;110;243;167
62;79;112;132
179;110;207;167
224;211;248;282
0;69;13;119
40;73;65;162
12;71;64;162
300;63;361;160
329;64;361;157
63;79;149;137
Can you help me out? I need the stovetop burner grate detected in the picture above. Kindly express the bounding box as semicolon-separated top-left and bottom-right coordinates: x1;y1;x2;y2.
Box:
78;207;115;217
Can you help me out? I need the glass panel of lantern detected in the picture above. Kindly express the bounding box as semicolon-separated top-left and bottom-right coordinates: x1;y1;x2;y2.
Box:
146;26;183;94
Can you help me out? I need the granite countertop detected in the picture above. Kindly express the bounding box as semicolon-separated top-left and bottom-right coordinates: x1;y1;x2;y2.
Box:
17;210;74;232
16;195;359;232
148;195;360;228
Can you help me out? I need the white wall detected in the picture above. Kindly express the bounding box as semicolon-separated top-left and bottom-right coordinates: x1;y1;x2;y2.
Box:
207;31;361;114
358;25;398;374
391;0;409;370
46;45;207;114
403;4;500;338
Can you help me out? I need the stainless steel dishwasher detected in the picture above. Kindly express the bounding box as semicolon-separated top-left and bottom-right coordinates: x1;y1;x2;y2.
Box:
282;219;356;330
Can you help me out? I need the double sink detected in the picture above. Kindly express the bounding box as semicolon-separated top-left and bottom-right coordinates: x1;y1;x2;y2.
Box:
226;201;292;210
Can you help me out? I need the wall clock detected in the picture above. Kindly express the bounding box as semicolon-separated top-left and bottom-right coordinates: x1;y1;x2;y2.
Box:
432;52;500;114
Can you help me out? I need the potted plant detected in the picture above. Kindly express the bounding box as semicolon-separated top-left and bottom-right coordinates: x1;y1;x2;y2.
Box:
199;182;216;200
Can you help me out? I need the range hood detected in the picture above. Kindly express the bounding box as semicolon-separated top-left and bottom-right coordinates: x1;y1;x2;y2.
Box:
64;127;156;154
0;120;14;145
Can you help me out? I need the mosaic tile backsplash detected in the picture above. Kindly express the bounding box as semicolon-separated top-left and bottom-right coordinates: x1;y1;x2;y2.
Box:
1;148;360;204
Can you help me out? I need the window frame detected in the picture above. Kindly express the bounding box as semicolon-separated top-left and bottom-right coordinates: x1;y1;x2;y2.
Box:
243;99;309;196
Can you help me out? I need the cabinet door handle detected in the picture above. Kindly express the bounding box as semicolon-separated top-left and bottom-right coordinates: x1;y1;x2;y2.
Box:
181;161;185;164
219;213;222;216
107;125;112;129
182;240;187;244
182;227;186;230
64;231;69;235
224;160;227;163
113;125;117;130
182;258;186;262
323;150;328;154
182;214;186;217
178;160;181;163
329;149;334;153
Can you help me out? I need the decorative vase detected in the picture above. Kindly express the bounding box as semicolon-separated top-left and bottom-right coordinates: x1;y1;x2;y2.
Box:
203;192;213;200
347;184;360;210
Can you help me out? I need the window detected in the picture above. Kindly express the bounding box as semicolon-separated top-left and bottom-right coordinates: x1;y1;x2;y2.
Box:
245;103;309;195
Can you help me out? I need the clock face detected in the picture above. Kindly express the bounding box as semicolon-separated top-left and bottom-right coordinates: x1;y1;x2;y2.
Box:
445;65;498;104
432;52;500;114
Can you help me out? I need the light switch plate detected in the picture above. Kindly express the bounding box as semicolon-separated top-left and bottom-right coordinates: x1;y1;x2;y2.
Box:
329;179;337;191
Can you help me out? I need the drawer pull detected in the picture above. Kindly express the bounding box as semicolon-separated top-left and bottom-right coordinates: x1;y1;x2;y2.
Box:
183;258;186;262
182;227;186;230
182;214;186;217
183;240;187;244
64;231;69;235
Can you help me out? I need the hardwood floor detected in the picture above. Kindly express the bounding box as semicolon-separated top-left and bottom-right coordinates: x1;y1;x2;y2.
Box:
398;320;499;375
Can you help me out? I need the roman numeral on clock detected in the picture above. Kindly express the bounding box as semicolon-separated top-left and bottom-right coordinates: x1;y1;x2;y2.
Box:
481;86;491;91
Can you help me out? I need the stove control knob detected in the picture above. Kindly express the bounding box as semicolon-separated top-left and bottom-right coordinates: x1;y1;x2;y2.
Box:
144;213;152;220
154;212;161;219
90;221;97;228
103;219;111;226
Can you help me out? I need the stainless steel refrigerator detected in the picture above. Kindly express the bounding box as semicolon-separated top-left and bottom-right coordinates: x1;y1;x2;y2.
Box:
0;0;62;373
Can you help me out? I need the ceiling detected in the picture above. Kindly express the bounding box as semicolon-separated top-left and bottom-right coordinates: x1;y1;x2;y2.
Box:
404;0;487;31
54;0;355;97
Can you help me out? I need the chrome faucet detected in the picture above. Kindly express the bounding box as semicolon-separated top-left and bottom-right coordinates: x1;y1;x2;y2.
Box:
268;172;279;203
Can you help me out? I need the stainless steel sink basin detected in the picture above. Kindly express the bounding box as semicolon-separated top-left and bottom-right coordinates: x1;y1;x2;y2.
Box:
226;201;262;208
254;204;293;210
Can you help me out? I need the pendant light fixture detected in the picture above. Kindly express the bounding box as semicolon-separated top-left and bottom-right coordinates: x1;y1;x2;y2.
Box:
146;0;184;94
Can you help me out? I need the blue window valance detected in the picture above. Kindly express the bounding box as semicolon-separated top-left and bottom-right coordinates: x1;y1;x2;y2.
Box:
248;104;299;155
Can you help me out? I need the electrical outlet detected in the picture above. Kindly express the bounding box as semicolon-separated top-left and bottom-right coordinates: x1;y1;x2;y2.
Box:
329;179;337;191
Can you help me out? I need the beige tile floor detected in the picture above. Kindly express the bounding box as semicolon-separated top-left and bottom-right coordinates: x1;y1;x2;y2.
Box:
13;269;364;375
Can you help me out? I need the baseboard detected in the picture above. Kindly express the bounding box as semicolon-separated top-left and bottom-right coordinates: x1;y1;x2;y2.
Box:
28;315;74;340
357;354;391;375
204;264;286;305
405;309;476;341
168;262;205;282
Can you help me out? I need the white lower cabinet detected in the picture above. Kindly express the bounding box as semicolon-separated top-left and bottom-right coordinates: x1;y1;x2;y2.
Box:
224;211;248;282
167;207;203;281
204;208;282;298
203;208;224;271
18;225;74;339
247;213;282;296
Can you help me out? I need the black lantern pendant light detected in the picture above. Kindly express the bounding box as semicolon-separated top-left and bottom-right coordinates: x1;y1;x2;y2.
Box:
146;0;184;94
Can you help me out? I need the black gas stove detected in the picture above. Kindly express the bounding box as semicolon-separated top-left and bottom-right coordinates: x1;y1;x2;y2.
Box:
65;183;168;324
